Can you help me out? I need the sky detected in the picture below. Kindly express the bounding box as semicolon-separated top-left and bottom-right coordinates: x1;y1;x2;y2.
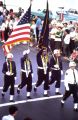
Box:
1;0;78;12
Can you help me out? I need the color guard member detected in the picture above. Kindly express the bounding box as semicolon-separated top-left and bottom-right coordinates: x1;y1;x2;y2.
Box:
49;49;63;95
34;47;49;96
2;53;16;102
17;49;33;99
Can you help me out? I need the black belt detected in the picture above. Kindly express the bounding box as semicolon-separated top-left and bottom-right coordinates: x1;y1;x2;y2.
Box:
68;84;77;86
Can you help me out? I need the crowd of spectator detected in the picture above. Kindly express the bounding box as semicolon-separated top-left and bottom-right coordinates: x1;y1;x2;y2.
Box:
0;1;78;61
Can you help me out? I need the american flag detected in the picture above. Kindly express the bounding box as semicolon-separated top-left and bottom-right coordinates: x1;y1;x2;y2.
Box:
2;5;31;56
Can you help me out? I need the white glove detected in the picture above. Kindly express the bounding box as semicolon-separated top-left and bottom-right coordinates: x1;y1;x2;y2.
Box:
65;86;69;91
61;70;63;75
31;73;34;78
6;71;11;76
49;72;52;77
14;77;17;80
54;64;59;69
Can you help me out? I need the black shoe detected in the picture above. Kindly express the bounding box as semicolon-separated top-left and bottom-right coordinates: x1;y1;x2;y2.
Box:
34;87;37;92
55;92;61;95
17;89;20;94
9;100;15;102
73;108;78;112
2;93;5;97
27;96;32;99
61;102;64;107
44;94;49;97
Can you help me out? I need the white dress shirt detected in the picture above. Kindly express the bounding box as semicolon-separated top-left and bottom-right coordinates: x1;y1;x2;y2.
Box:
1;23;6;31
50;28;58;39
70;31;76;40
2;115;15;120
64;34;70;44
64;68;78;90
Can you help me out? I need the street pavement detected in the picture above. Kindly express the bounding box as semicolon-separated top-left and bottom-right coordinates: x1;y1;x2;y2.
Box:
0;43;78;120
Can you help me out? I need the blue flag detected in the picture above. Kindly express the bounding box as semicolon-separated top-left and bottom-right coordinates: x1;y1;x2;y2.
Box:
39;0;49;48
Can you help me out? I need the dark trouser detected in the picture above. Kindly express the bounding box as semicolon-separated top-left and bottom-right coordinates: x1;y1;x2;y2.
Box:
36;27;39;43
63;44;70;57
55;41;62;50
50;38;55;52
36;69;49;90
18;73;32;92
3;75;15;95
70;39;75;54
49;70;61;88
75;41;78;49
63;84;78;103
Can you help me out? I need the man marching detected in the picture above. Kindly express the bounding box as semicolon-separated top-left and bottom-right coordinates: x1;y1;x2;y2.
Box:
34;47;49;96
49;49;63;95
61;61;78;112
17;49;33;99
2;53;16;102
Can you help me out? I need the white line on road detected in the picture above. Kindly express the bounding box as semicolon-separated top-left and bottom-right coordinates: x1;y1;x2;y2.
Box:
0;95;63;107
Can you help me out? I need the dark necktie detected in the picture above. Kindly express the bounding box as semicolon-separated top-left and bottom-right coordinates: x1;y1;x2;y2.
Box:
73;70;76;84
25;60;28;77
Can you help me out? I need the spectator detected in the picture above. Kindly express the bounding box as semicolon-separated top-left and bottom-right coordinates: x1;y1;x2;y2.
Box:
35;16;42;44
63;29;70;57
2;105;18;120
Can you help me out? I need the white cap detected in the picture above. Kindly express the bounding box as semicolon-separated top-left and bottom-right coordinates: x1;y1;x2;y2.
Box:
54;49;60;54
23;49;30;55
7;53;13;58
62;20;68;24
56;23;63;28
69;61;76;67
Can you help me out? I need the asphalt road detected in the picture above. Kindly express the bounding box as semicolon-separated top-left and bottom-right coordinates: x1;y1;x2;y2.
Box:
0;43;78;120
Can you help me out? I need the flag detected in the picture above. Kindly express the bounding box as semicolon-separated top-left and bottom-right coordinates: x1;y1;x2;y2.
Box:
2;44;13;55
2;5;31;56
39;0;49;48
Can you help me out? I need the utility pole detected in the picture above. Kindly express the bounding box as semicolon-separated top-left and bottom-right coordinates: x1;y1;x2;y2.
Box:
4;0;5;5
58;7;64;21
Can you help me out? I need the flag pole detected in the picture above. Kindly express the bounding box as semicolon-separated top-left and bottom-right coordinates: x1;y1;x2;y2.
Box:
27;0;32;50
30;0;33;5
38;0;49;49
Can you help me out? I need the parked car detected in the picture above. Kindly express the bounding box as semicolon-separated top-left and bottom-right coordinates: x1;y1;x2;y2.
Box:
31;9;53;21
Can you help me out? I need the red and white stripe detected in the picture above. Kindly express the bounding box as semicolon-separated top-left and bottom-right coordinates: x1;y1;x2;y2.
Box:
2;45;13;56
4;23;30;45
2;23;30;56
